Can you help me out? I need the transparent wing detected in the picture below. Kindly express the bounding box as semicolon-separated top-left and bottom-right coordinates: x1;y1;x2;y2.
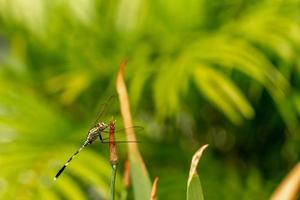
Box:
101;125;144;134
100;126;143;144
101;140;141;144
90;94;116;128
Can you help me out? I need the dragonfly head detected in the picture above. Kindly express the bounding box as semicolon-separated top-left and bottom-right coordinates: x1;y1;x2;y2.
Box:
98;122;108;130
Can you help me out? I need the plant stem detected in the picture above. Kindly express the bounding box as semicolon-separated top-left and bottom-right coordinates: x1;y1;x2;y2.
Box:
110;163;118;200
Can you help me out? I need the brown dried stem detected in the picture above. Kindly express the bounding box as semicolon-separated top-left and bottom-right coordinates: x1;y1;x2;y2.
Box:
270;162;300;200
150;177;159;200
109;120;118;165
123;158;131;188
109;120;118;200
116;59;152;198
116;59;137;151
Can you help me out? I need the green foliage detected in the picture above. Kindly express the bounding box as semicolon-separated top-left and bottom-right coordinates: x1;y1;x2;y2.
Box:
0;0;299;199
187;174;204;200
0;76;115;199
130;154;152;200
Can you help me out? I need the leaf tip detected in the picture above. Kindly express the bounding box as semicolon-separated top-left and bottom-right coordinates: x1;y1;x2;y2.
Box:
188;144;209;186
150;176;159;200
270;162;300;200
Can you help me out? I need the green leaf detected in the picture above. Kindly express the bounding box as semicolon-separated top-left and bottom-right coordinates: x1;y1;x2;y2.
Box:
130;153;152;200
154;57;190;118
193;66;254;124
0;78;116;199
187;174;204;200
54;175;86;200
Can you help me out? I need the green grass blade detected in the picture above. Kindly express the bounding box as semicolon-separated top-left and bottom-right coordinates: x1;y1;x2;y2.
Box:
187;174;204;200
130;153;152;200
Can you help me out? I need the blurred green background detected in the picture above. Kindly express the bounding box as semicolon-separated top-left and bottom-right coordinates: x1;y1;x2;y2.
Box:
0;0;299;199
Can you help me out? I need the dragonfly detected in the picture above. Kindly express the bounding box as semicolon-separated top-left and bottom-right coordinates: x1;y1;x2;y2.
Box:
54;95;142;180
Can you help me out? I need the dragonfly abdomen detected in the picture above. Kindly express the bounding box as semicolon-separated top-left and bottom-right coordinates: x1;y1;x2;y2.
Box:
54;143;88;180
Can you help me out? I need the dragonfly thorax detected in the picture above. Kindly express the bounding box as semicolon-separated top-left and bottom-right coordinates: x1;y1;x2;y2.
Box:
97;122;108;130
86;122;108;144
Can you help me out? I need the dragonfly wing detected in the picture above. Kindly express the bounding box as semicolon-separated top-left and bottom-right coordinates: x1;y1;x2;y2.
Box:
91;95;116;128
101;125;144;134
101;138;141;144
99;125;143;144
100;129;142;144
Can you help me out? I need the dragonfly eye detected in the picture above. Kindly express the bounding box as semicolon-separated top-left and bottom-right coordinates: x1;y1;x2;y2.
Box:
99;122;107;129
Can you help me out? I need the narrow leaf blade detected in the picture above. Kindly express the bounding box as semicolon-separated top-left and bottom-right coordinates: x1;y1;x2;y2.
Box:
187;174;204;200
187;144;208;200
116;60;152;200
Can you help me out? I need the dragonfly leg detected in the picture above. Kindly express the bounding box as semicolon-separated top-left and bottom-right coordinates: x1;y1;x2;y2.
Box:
99;134;104;143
